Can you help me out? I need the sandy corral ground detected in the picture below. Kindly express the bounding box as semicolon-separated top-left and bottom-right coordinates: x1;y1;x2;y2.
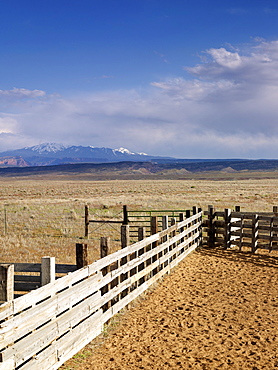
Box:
63;247;278;370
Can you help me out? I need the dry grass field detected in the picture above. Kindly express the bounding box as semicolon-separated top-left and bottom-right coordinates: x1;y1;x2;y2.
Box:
0;175;277;369
0;176;278;265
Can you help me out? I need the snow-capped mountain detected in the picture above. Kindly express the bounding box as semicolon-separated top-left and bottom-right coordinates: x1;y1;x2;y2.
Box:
28;143;69;154
0;143;169;167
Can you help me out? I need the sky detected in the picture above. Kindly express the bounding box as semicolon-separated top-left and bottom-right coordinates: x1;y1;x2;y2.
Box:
1;0;278;158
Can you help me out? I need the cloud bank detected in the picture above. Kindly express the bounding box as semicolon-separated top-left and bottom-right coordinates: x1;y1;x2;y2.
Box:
2;39;278;158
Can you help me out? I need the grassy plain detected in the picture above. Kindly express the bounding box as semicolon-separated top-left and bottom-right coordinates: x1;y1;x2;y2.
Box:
0;175;278;265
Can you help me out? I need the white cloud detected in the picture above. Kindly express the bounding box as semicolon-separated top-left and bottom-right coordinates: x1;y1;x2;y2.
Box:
207;48;242;68
0;88;46;99
2;40;278;158
0;116;18;134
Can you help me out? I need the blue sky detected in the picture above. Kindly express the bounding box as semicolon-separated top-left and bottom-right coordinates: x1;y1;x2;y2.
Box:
1;0;278;158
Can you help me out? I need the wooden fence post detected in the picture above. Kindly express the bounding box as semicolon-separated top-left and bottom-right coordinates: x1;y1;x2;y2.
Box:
138;227;146;285
162;215;169;243
100;237;110;312
138;226;146;241
0;264;14;301
123;205;128;225
151;216;158;248
197;208;202;247
224;208;231;249
41;257;55;286
151;216;158;234
272;206;278;248
179;213;185;248
208;205;215;248
170;218;176;261
121;224;130;249
85;205;89;238
252;214;259;253
76;243;88;269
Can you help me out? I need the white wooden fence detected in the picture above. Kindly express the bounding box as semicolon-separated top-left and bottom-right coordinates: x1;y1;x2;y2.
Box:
0;211;202;370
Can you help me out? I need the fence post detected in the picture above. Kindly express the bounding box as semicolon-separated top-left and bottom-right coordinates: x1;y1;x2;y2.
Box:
100;237;110;312
138;226;145;241
162;215;169;243
85;205;89;238
224;208;231;249
235;205;241;212
208;205;215;248
252;214;259;253
170;218;176;261
151;216;158;234
41;257;55;286
273;206;278;249
179;213;185;247
121;224;130;249
0;264;14;301
123;205;128;225
138;227;146;285
76;243;88;269
151;216;158;248
197;208;202;247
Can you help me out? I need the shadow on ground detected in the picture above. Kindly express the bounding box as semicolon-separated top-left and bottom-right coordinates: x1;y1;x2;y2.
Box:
198;245;278;269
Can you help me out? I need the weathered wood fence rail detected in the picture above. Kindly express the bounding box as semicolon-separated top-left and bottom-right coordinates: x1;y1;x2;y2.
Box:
203;205;278;252
0;244;88;302
0;210;202;370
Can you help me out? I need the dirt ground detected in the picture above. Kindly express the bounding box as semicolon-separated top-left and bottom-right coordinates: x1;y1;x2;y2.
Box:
63;247;278;370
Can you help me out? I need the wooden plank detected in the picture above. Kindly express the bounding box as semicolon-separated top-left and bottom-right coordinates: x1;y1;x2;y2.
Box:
14;282;40;292
0;359;14;370
13;263;41;273
0;301;13;322
1;292;103;367
107;222;201;283
101;232;201;306
12;265;90;316
55;264;76;274
14;275;40;283
5;263;76;274
0;265;14;302
18;343;58;370
0;272;103;349
53;313;102;370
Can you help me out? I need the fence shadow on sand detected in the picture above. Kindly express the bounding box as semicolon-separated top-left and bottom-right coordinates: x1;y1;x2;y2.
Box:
198;245;278;269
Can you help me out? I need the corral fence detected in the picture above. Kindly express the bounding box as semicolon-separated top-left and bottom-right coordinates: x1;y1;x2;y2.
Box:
85;205;200;243
0;208;202;370
203;205;278;253
0;244;88;302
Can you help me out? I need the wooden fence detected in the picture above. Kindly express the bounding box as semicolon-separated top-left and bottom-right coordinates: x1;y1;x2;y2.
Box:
0;210;202;370
0;244;88;302
203;205;278;252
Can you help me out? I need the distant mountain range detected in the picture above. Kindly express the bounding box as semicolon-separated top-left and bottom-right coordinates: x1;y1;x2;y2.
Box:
0;143;173;167
1;143;278;177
